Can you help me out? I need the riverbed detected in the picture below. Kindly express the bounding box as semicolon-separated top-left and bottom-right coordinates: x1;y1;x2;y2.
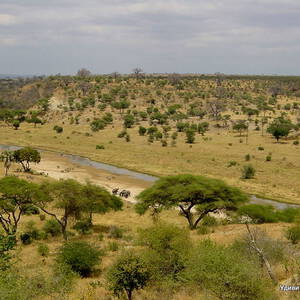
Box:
1;144;299;209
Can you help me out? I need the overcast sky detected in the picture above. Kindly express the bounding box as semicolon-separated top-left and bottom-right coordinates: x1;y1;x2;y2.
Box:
0;0;299;75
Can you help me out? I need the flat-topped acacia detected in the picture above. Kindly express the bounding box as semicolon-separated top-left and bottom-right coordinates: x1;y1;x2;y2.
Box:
135;174;248;229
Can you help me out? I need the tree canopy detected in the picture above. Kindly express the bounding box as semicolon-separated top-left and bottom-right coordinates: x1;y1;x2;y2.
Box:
13;147;41;172
267;117;294;142
135;174;248;229
0;176;43;235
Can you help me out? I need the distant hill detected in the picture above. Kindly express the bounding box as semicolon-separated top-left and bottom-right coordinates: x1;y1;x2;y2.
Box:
0;74;35;79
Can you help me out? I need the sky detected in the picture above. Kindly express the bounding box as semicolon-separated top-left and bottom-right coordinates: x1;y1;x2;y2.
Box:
0;0;300;75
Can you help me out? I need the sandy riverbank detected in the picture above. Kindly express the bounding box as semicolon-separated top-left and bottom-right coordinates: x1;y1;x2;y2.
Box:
31;152;152;203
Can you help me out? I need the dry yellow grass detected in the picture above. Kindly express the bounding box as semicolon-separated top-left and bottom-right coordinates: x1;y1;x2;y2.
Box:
1;117;300;204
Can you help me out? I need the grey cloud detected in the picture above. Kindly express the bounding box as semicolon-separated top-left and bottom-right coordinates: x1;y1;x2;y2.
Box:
0;0;299;75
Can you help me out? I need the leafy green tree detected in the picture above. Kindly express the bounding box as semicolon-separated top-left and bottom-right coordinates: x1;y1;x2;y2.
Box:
123;114;135;128
37;179;85;240
0;150;14;176
0;177;41;235
233;120;248;136
107;251;150;300
267;117;294;142
81;182;123;224
197;122;209;135
112;100;130;114
135;174;248;230
13;147;41;172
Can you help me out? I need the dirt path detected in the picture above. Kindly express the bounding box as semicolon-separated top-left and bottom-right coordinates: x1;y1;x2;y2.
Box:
32;152;151;203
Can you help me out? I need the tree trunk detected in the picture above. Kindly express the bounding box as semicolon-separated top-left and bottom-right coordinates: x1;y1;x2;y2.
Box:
126;289;132;300
245;223;277;285
62;217;68;241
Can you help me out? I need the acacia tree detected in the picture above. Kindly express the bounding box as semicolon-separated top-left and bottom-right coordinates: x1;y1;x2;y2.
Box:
0;151;14;176
13;147;41;172
37;179;123;240
135;174;248;230
232;120;248;136
0;177;41;235
37;179;85;240
81;182;123;224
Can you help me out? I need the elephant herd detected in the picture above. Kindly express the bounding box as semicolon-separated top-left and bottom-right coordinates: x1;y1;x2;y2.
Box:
112;188;131;198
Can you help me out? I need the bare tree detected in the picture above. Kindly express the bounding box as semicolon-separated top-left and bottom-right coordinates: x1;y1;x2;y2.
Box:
245;224;277;285
132;67;144;80
111;71;120;80
168;73;181;85
207;98;227;120
76;68;92;77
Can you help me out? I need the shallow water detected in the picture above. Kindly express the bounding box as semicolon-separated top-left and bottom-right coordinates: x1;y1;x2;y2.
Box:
1;144;299;210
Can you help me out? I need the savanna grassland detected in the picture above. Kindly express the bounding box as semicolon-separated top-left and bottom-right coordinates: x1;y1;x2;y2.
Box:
1;74;300;203
2;74;300;300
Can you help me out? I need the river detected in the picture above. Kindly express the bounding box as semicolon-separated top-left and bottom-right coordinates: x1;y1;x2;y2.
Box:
1;144;299;210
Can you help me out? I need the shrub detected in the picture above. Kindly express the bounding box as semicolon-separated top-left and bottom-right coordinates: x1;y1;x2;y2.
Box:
285;225;300;244
108;226;123;239
72;219;92;235
117;130;127;138
161;139;167;147
265;154;272;161
227;160;238;167
43;219;61;237
185;240;276;300
185;128;196;144
245;154;251;161
53;125;63;133
197;226;210;235
37;243;50;257
138;223;192;281
96;144;105;150
106;251;150;300
24;221;41;240
238;204;278;223
57;241;102;277
276;208;300;223
138;126;147;136
201;215;218;227
293;140;299;145
39;214;46;221
20;233;32;245
108;241;119;252
258;146;264;151
241;164;255;179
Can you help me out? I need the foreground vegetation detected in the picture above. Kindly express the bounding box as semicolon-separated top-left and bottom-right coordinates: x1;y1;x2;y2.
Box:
0;161;300;299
